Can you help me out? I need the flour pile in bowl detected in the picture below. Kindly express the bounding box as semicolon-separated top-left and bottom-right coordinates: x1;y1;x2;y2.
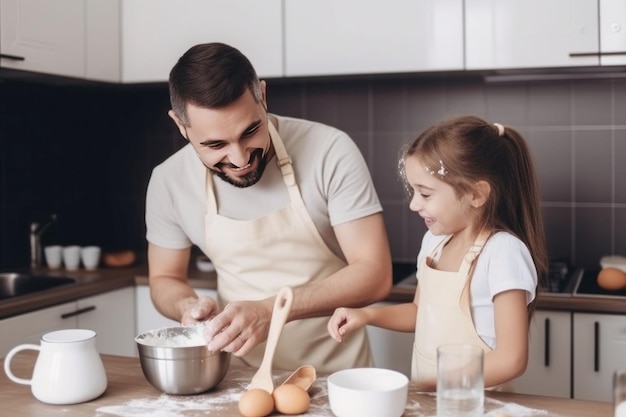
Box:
137;326;206;348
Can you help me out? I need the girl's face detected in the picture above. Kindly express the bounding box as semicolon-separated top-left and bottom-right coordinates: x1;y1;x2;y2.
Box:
404;155;472;236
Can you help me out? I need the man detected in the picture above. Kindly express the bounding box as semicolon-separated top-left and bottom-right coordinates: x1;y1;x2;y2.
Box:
145;42;392;373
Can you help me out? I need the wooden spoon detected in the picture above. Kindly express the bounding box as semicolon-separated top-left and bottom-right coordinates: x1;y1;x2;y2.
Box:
247;286;294;393
281;365;316;392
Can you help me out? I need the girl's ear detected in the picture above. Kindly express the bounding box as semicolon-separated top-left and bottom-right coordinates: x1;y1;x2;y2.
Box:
469;180;491;208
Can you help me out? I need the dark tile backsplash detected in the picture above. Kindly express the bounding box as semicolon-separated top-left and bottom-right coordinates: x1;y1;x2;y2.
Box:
1;73;624;270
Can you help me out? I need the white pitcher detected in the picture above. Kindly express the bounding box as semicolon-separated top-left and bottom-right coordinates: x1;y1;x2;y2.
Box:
3;328;107;404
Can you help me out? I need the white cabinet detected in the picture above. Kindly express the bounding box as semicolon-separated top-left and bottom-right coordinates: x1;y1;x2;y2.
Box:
366;302;414;378
117;0;283;83
135;285;180;336
573;312;626;402
0;0;118;81
511;310;626;402
511;310;572;398
0;0;85;78
135;285;218;352
1;0;281;83
0;302;77;358
76;287;136;357
465;0;626;70
0;287;136;358
284;0;464;77
598;0;626;66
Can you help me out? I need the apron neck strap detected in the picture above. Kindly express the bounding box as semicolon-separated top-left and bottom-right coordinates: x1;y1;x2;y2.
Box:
424;229;492;274
268;120;295;186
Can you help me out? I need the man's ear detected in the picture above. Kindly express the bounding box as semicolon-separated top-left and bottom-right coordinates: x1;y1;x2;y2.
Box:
260;80;268;111
168;110;189;140
469;180;491;208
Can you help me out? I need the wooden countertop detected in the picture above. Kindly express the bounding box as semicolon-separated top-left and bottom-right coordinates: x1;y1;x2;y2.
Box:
2;264;626;320
0;353;611;417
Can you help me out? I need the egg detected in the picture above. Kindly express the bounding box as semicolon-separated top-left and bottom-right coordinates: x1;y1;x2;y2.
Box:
597;268;626;291
272;383;311;415
238;389;274;417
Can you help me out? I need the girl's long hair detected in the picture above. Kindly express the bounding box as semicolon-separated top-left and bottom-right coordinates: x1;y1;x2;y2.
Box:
403;115;548;319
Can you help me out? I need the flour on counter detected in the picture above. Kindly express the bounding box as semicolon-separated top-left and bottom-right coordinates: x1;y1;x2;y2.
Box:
400;393;553;417
485;398;550;417
95;390;241;417
95;369;556;417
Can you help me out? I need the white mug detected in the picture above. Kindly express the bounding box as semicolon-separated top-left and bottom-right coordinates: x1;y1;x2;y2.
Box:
44;245;62;269
3;329;107;404
62;245;81;270
80;246;101;270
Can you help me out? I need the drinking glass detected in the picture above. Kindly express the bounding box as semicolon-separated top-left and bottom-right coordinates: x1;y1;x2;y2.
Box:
437;344;484;417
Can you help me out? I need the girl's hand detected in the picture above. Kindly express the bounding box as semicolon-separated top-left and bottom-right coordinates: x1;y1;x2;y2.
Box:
327;307;369;342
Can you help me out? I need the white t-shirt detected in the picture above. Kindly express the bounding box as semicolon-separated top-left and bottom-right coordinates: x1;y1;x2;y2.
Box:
415;231;538;348
145;115;382;260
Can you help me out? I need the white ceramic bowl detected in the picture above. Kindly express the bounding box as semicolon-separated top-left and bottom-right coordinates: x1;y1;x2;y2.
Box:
327;368;409;417
600;255;626;273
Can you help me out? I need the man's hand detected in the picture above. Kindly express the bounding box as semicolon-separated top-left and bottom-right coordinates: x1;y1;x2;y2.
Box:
201;298;274;356
179;296;220;326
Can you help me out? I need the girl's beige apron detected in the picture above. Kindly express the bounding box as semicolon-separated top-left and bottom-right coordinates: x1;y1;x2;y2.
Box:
204;121;372;373
411;232;493;388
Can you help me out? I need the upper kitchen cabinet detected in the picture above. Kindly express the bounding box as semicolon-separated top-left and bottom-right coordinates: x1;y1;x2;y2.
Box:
118;0;283;83
1;0;282;83
598;0;626;66
0;0;86;78
284;0;464;77
465;0;626;70
0;0;120;81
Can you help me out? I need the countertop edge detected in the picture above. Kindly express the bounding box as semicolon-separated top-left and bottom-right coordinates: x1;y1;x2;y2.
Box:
2;265;626;319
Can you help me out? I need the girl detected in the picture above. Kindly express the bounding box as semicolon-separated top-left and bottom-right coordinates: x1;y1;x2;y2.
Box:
327;115;548;391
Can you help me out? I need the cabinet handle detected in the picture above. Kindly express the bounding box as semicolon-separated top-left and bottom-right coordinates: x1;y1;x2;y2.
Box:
544;318;550;367
0;53;26;61
594;321;600;372
569;51;626;57
61;306;96;319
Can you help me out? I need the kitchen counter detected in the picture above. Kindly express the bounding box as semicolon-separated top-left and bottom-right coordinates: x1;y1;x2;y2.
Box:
0;266;140;319
0;353;612;417
2;264;626;320
389;281;626;314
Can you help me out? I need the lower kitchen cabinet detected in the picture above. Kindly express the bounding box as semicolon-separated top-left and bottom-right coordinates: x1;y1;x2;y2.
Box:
0;287;136;358
76;287;136;357
573;312;626;402
0;301;76;358
366;302;414;377
511;310;572;398
512;309;626;402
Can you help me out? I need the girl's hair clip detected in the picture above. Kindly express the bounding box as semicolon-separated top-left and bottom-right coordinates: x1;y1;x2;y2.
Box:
493;122;505;137
425;159;448;177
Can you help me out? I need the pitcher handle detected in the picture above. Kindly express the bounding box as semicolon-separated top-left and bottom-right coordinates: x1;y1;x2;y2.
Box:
3;344;40;385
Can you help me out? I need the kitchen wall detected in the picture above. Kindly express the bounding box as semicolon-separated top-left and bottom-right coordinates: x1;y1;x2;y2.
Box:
1;73;624;270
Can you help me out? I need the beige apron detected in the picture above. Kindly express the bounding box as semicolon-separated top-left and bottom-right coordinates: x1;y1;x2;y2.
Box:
411;231;492;387
203;121;372;373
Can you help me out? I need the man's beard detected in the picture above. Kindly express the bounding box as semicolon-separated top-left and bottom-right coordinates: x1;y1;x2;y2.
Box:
214;148;268;188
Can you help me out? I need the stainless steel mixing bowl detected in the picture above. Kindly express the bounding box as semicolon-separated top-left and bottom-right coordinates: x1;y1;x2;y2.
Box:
135;326;231;395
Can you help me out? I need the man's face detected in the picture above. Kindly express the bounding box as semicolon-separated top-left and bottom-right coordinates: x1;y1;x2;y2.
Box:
171;86;272;188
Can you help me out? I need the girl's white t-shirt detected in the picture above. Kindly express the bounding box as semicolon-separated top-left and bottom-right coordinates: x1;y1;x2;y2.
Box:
415;230;538;348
